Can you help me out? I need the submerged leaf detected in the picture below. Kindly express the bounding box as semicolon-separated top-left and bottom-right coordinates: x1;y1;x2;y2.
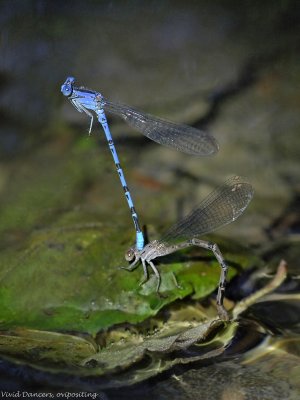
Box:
0;329;97;367
0;261;288;387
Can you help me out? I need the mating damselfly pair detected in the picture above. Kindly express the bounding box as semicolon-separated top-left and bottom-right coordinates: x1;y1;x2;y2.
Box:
61;76;253;319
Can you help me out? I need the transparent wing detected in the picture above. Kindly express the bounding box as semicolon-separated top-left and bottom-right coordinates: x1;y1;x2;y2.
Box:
103;99;219;156
160;176;254;243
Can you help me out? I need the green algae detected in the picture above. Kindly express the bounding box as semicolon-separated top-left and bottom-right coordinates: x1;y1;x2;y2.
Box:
0;219;256;334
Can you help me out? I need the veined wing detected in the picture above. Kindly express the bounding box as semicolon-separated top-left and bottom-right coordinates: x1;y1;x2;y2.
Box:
103;99;219;156
160;176;254;243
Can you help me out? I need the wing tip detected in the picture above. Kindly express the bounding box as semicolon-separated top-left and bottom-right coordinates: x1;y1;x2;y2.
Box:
187;135;220;156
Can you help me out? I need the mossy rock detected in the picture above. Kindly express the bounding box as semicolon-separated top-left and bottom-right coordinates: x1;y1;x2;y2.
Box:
0;217;257;334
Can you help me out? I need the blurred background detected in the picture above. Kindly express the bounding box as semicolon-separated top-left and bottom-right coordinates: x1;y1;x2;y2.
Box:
0;0;299;255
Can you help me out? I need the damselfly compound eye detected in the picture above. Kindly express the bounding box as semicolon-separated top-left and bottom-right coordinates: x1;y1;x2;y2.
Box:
125;249;135;261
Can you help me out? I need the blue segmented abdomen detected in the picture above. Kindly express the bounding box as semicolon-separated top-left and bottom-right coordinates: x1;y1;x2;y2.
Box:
96;109;144;250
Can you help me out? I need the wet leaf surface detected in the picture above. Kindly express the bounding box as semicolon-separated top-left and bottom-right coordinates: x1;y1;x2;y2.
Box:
0;262;287;390
0;329;97;367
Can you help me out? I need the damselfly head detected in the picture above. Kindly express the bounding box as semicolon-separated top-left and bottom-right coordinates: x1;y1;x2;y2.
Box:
61;76;75;97
125;247;136;262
